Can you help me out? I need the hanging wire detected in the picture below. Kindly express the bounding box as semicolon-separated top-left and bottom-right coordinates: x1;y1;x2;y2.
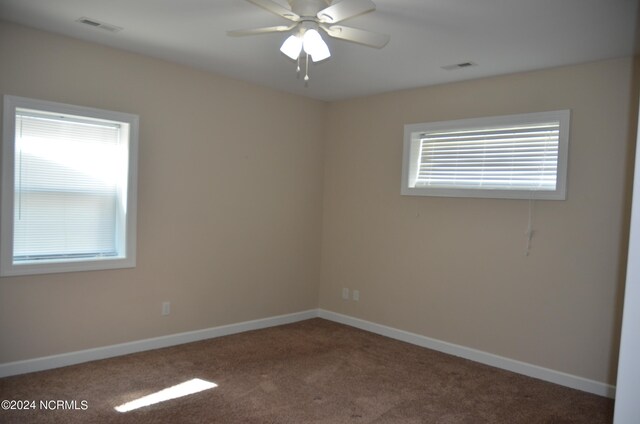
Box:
525;198;535;256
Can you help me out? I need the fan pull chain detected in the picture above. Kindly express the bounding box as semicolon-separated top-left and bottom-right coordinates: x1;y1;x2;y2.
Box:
304;53;310;86
296;55;301;78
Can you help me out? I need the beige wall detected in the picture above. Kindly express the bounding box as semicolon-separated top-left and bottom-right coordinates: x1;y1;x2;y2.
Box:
0;21;326;363
1;21;637;388
320;57;637;385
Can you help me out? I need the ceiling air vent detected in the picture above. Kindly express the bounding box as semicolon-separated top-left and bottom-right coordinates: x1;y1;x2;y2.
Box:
76;17;123;33
441;62;478;71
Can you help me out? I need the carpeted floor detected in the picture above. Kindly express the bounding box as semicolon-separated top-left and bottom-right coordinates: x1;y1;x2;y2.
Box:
0;318;613;423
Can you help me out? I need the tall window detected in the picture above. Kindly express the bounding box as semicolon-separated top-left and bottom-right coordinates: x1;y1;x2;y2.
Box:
402;110;570;200
1;96;138;276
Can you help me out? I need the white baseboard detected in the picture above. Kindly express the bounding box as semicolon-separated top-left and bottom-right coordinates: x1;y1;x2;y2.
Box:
0;308;616;399
318;309;616;398
0;309;317;378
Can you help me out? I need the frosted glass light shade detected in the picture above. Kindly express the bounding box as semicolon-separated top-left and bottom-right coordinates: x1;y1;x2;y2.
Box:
280;35;303;60
303;29;330;62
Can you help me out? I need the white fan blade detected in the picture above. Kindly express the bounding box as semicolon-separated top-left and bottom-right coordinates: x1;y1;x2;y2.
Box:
322;25;390;48
317;0;376;24
228;24;297;37
246;0;300;21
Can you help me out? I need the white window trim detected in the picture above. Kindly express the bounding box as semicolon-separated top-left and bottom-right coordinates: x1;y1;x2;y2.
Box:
401;110;570;200
1;95;139;276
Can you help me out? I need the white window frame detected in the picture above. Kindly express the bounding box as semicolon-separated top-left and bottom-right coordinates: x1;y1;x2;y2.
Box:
1;95;139;276
401;110;570;200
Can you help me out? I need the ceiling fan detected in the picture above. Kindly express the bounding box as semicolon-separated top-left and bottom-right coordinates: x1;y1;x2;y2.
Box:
228;0;390;82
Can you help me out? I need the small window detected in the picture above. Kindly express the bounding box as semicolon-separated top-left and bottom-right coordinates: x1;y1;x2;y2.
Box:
402;110;570;200
1;95;138;276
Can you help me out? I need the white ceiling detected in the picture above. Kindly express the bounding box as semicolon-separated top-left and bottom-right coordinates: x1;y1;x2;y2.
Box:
0;0;638;101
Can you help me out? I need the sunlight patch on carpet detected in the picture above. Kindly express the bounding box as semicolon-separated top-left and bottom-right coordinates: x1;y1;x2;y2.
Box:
114;378;217;412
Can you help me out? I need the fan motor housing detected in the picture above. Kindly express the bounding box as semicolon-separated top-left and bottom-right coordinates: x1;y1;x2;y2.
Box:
288;0;331;17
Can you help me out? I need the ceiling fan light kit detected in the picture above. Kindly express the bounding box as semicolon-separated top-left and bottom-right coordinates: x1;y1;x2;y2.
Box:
280;22;330;62
228;0;390;84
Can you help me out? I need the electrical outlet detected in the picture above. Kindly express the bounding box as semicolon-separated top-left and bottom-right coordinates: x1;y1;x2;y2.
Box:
353;290;360;301
162;301;171;316
342;288;349;300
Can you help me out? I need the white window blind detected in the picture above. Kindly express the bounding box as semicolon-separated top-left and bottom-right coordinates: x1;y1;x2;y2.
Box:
417;122;559;190
13;110;126;262
402;111;570;200
2;95;138;276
